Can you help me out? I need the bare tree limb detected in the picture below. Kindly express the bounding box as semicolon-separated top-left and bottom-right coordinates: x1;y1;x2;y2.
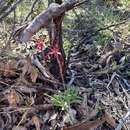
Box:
0;0;24;21
24;0;39;22
17;0;89;42
73;0;88;7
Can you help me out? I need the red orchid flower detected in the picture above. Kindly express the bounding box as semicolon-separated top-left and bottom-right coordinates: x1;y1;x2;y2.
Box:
35;38;45;50
48;44;61;57
48;44;64;82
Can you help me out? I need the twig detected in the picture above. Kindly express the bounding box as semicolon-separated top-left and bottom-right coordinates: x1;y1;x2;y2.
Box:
106;72;117;89
24;0;39;21
31;55;50;78
14;110;28;130
67;70;76;86
0;104;53;114
0;0;24;21
31;55;60;85
115;110;130;130
0;80;10;86
63;18;129;33
80;18;129;44
74;0;88;8
97;19;129;32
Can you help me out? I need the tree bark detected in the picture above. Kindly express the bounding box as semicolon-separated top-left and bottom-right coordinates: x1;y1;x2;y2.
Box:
48;0;66;80
19;0;77;42
16;0;81;82
45;0;65;80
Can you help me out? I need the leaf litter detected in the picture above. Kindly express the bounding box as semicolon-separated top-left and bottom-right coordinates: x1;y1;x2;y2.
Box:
1;28;130;130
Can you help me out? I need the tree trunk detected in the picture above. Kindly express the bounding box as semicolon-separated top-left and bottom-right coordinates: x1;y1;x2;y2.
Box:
16;0;79;83
49;0;66;81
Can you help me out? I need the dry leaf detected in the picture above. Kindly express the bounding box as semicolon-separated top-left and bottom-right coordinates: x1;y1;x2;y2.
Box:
20;59;31;77
0;61;5;75
3;60;17;77
16;76;32;86
104;112;117;128
32;116;41;130
5;89;20;106
18;58;39;83
30;67;38;83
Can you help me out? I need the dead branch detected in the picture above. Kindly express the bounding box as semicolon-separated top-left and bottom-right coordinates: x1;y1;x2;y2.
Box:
63;111;117;130
31;55;60;84
0;0;24;21
18;0;80;42
31;55;50;78
0;104;53;114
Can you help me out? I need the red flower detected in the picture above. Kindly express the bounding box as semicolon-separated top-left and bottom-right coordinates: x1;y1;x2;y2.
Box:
35;38;45;50
48;44;61;57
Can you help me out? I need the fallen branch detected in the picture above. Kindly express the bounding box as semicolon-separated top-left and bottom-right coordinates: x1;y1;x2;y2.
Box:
31;55;60;85
31;55;51;78
115;110;130;130
63;111;117;130
0;104;53;114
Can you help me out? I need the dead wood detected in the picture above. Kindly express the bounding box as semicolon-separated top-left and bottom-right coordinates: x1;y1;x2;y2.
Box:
18;1;77;42
63;112;117;130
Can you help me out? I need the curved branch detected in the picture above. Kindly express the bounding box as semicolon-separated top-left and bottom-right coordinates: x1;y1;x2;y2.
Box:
19;0;78;42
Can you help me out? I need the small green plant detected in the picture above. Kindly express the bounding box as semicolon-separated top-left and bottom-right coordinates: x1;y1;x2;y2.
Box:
46;88;82;111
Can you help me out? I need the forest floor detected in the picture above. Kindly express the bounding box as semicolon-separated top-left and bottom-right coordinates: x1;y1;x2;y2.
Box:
1;22;130;130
